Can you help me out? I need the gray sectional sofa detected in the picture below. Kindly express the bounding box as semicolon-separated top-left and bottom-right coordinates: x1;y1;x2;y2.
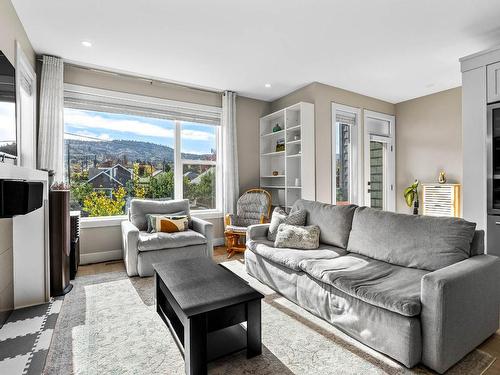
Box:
245;199;500;373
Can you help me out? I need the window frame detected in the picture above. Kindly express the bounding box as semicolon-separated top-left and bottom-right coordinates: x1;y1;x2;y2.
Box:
63;84;223;223
331;102;362;205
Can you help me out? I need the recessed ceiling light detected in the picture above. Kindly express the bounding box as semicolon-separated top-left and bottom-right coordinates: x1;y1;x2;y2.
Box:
265;83;271;88
81;41;92;47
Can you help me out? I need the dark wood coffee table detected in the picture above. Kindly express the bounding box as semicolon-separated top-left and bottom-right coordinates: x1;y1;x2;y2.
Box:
154;257;264;375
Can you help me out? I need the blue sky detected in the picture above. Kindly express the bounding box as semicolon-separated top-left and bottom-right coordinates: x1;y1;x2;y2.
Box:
64;108;216;154
0;102;16;144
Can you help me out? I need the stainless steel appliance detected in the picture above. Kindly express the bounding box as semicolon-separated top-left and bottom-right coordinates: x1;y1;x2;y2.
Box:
487;102;500;255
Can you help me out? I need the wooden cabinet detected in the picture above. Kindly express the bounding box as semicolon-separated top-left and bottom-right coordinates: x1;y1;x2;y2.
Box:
422;183;461;218
487;61;500;104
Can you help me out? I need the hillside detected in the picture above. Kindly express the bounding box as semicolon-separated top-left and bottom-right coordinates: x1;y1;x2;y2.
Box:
65;139;212;166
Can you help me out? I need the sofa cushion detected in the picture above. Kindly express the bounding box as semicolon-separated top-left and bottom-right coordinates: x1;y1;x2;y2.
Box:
299;254;428;317
347;207;476;271
292;199;357;249
247;239;346;271
130;199;190;231
137;229;206;252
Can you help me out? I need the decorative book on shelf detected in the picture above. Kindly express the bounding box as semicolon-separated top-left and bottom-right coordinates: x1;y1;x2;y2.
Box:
422;183;461;218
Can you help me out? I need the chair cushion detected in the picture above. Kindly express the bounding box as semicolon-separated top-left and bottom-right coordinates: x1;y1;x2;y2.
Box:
347;206;476;271
246;239;346;271
299;254;429;317
291;199;357;249
235;191;270;226
130;199;190;231
137;229;206;252
225;225;247;233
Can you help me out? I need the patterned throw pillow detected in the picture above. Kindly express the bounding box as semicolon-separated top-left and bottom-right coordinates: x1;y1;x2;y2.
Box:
145;212;190;233
274;223;321;250
267;207;307;241
156;216;189;233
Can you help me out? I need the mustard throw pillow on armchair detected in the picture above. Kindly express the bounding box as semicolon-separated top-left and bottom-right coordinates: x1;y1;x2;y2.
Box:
156;216;189;233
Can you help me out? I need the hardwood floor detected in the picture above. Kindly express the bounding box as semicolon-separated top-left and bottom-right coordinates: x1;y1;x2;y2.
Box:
76;246;233;277
479;331;500;374
76;247;500;372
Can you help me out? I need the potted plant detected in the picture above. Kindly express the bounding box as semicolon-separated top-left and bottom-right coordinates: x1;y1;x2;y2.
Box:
404;180;420;215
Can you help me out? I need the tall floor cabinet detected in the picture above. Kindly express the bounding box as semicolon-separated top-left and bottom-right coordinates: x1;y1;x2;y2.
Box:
461;46;500;254
259;102;315;209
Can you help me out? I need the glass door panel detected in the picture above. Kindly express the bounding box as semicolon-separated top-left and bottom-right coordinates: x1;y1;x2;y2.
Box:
335;122;351;205
369;141;384;210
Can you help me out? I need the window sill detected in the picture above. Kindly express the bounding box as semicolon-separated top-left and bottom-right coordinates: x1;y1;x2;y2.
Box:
80;210;224;229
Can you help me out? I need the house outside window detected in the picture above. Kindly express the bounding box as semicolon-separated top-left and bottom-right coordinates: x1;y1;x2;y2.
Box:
63;85;222;218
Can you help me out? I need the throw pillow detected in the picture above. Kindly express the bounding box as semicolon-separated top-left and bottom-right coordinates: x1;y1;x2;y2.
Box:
267;207;307;241
145;212;190;233
156;216;189;233
274;223;321;250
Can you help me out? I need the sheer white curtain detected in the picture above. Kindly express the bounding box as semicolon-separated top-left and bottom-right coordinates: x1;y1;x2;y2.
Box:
38;55;64;182
222;91;239;214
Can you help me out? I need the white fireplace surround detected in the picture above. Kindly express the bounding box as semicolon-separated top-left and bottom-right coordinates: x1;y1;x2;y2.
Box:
0;164;49;309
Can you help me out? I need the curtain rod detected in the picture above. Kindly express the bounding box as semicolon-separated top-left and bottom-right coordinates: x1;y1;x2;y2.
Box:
36;56;223;95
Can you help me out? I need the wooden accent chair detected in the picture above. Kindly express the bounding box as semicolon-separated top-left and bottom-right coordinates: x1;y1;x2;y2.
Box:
224;189;272;258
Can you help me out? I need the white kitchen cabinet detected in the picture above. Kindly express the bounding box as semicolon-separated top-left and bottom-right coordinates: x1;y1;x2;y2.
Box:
487;61;500;104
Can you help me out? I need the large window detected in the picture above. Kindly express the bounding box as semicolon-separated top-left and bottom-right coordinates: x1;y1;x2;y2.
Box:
63;86;221;218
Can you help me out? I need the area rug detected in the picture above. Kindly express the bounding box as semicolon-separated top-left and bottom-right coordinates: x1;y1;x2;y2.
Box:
43;259;495;375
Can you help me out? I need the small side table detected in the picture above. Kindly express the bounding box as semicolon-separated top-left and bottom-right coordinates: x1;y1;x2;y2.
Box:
225;230;247;258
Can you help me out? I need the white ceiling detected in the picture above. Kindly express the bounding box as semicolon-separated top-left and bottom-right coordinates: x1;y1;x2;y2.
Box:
11;0;500;103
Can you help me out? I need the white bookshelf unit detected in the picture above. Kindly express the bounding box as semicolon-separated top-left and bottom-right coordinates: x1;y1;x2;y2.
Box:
259;102;315;209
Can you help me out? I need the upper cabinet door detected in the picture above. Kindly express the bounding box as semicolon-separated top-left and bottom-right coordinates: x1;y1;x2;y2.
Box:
487;62;500;104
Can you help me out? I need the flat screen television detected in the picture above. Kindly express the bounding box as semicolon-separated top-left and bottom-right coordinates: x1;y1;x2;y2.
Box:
0;51;17;160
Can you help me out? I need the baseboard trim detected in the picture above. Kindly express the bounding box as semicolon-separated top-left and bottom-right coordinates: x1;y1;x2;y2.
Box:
80;249;123;265
81;240;225;265
214;237;225;246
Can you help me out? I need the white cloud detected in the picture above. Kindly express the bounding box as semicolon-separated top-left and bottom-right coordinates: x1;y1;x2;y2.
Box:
181;129;215;141
64;130;113;142
64;109;215;142
98;133;112;141
0;102;16;142
64;109;175;138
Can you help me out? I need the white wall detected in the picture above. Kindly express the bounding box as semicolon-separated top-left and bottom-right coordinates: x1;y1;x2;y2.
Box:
0;219;13;325
0;0;35;69
394;87;463;214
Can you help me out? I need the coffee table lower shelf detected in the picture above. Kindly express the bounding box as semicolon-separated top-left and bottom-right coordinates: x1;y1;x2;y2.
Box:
158;303;248;362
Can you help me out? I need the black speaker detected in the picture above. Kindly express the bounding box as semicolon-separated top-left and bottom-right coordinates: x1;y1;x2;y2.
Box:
0;180;43;218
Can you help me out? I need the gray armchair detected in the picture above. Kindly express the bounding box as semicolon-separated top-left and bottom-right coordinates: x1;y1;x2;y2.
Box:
121;199;213;277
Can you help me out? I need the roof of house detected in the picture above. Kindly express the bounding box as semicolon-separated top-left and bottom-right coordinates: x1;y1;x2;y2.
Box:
87;164;133;186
